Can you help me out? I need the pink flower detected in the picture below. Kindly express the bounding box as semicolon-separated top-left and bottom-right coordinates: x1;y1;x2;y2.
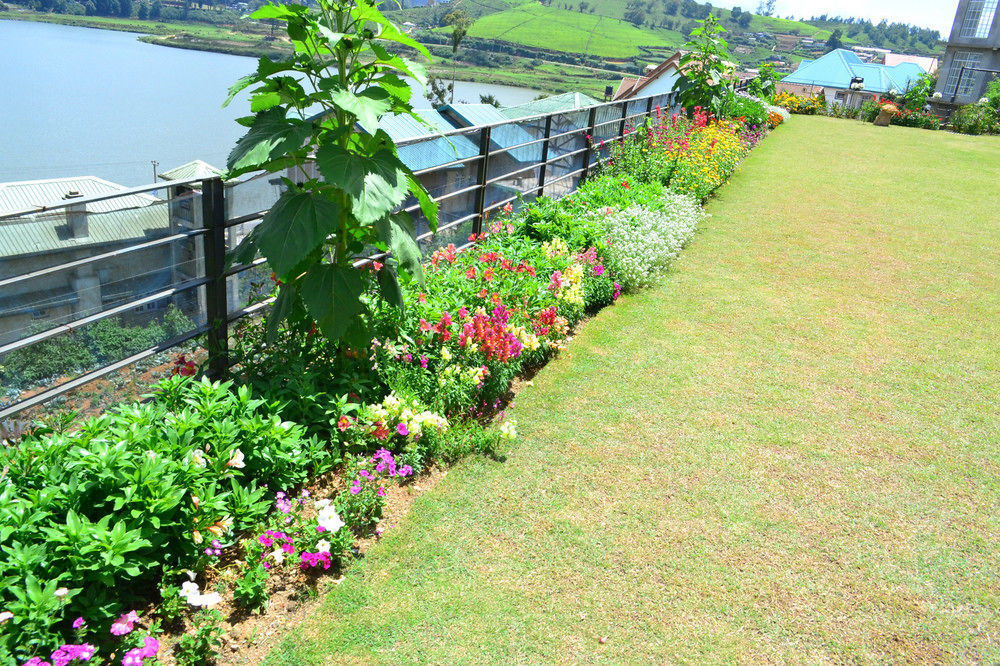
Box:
377;487;386;497
140;636;159;659
110;611;139;636
396;423;409;436
72;617;85;630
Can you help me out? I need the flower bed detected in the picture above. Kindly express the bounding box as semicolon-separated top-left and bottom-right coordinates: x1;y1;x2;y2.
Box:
0;107;776;665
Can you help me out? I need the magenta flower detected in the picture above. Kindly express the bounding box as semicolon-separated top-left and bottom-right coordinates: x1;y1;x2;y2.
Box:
110;611;139;636
72;617;86;630
140;636;159;659
377;487;386;497
396;423;409;436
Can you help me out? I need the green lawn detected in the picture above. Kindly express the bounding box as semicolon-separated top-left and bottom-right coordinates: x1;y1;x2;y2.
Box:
266;117;1000;663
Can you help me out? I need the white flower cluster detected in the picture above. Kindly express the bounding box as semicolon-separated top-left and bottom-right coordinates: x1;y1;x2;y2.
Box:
598;196;704;292
368;393;449;437
315;499;345;533
499;420;518;441
179;580;221;608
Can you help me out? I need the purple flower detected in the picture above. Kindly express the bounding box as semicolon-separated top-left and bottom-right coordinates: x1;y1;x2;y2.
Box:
396;423;409;436
398;465;413;478
72;617;86;630
420;356;428;369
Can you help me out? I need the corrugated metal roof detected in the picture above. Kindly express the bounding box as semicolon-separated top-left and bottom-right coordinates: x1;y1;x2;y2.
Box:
0;177;169;259
159;159;223;181
500;92;601;120
378;109;479;172
441;104;539;163
782;49;926;94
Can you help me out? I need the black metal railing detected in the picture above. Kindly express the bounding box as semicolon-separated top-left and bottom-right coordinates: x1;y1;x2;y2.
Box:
0;92;676;420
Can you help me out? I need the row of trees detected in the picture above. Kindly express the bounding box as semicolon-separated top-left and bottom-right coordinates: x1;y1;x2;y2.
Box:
21;0;163;18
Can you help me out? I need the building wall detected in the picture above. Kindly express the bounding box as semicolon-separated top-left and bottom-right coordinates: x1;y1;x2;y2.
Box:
934;0;1000;109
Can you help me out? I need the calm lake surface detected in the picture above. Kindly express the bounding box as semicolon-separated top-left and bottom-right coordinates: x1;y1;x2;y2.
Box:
0;19;540;187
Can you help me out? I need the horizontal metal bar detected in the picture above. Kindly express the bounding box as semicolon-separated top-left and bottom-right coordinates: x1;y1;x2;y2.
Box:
410;151;484;177
482;193;521;216
224;210;267;229
417;213;478;241
0;323;210;420
223;256;268;279
0;226;207;289
428;181;482;206
0;177;208;221
393;93;670;148
0;274;210;357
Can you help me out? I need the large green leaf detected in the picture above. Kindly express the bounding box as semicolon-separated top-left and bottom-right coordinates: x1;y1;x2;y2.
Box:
315;144;408;225
375;212;424;284
266;282;296;344
375;72;412;105
376;263;404;310
329;87;392;133
232;189;341;279
227;108;313;176
299;264;365;341
406;173;438;233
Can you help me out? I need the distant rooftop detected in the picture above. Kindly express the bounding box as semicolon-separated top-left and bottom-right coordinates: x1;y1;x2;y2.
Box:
441;104;539;163
783;49;927;94
378;108;479;172
500;92;602;120
158;159;224;182
0;176;168;259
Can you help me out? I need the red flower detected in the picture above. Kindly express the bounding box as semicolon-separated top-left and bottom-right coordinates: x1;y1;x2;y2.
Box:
621;180;630;189
466;266;476;280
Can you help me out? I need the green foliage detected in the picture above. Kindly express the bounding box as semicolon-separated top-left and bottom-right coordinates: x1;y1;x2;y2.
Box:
226;0;438;347
232;562;270;612
0;331;94;388
0;375;323;659
672;16;734;117
950;103;999;135
898;73;936;112
720;94;768;127
746;62;777;103
173;609;223;666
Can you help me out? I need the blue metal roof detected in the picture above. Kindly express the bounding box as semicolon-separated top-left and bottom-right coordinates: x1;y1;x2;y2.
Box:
377;108;478;172
782;49;927;94
440;104;538;163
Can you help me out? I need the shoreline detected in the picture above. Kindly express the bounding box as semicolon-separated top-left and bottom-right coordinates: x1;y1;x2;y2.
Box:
0;10;611;96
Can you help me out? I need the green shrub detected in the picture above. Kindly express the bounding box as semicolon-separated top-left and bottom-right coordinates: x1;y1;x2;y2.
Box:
0;376;324;661
950;103;999;135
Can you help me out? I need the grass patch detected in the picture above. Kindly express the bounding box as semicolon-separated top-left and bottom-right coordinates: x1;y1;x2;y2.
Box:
265;117;1000;663
464;3;676;57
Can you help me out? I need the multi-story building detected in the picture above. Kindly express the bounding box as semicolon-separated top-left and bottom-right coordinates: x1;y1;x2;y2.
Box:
934;0;1000;112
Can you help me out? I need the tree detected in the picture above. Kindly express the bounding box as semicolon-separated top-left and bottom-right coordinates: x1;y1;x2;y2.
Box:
755;0;775;17
226;0;438;346
118;0;131;17
825;28;843;52
426;73;453;108
737;12;751;28
479;93;501;108
137;0;147;18
150;0;160;17
443;9;472;104
730;6;741;20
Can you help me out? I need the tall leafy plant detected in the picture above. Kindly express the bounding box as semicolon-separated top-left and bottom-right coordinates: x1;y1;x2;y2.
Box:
672;15;734;117
225;0;438;345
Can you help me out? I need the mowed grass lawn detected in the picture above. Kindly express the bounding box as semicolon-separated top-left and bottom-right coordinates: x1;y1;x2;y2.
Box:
267;117;1000;663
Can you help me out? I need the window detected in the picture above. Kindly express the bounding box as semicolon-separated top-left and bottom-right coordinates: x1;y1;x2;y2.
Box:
943;51;984;96
960;0;998;38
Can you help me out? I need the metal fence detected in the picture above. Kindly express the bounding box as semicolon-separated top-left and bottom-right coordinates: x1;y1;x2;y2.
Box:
0;91;676;420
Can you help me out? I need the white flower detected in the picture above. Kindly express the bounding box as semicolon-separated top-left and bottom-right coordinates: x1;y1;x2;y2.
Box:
226;449;246;469
0;611;12;623
441;347;452;362
191;449;207;467
317;506;345;534
180;581;200;600
54;587;69;598
270;548;286;565
194;592;222;608
316;539;331;553
932;92;942;99
314;498;332;510
979;97;989;105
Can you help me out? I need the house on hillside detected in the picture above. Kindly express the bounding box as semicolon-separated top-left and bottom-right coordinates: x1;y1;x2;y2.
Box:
778;48;927;108
933;0;1000;113
0;177;176;346
884;53;939;75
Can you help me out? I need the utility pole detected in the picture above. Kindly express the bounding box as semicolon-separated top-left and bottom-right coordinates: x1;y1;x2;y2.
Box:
151;160;159;182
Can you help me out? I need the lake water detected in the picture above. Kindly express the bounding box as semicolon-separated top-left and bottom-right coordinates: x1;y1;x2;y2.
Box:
0;19;541;187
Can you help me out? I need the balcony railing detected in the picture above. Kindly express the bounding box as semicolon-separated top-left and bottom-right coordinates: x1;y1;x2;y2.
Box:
0;91;676;421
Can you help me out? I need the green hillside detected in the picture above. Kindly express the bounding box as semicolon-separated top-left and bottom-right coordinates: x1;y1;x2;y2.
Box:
462;2;682;58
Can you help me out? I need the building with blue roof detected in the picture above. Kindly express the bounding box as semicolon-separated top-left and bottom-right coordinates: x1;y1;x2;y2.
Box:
780;49;929;109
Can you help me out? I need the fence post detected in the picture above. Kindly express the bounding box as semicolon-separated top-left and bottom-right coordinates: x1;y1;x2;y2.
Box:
535;115;553;199
201;177;229;379
579;106;599;183
617;100;628;139
473;126;492;236
645;95;654;120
